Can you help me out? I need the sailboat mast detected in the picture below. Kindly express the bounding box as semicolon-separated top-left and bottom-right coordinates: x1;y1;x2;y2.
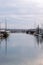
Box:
5;17;7;31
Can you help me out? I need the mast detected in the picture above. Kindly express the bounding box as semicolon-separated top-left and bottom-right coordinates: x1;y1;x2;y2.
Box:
5;17;7;32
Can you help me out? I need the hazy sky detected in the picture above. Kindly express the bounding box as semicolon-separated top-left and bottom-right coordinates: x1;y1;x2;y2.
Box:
0;0;43;29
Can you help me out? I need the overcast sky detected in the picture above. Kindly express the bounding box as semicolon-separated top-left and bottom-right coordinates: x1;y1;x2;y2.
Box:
0;0;43;29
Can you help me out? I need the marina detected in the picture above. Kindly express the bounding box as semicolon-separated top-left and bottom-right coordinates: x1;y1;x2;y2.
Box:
0;0;43;64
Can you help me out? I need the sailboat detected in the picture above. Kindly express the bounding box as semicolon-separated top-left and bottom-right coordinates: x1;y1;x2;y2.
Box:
34;25;43;37
0;18;9;38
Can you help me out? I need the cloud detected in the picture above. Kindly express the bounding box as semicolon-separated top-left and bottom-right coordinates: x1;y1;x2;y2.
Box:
0;0;41;15
0;0;43;28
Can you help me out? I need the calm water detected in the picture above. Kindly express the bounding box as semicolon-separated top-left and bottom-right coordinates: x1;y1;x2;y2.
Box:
0;33;43;65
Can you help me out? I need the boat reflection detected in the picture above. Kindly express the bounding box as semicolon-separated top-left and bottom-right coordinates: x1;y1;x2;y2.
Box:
0;36;8;55
34;35;43;46
5;38;7;55
0;33;43;55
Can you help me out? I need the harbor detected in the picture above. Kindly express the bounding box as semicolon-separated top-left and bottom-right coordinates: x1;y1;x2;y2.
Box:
0;0;43;65
0;23;43;65
0;24;43;38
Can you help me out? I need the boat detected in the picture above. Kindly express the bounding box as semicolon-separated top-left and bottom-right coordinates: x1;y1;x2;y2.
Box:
0;30;9;39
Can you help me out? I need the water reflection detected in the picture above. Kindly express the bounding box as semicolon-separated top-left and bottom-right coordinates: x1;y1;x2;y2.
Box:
0;36;8;55
0;33;43;65
34;35;43;46
5;38;7;55
0;34;43;55
0;39;1;53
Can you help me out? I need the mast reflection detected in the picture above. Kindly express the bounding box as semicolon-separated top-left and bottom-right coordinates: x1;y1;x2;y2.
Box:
34;35;43;46
0;39;1;54
0;36;8;55
5;38;7;55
